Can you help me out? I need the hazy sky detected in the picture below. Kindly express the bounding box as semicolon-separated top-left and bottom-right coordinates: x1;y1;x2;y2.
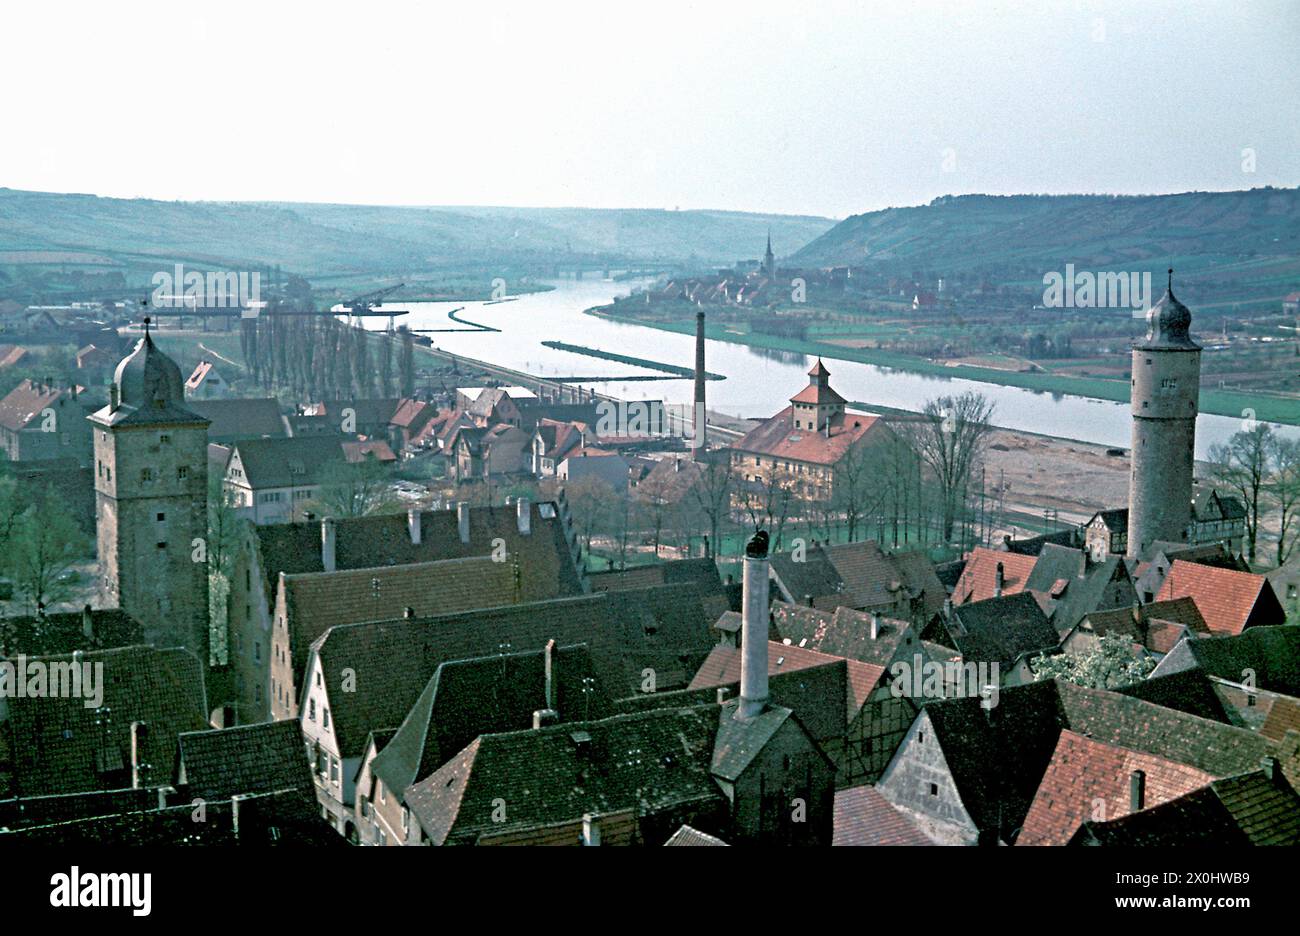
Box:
5;0;1297;218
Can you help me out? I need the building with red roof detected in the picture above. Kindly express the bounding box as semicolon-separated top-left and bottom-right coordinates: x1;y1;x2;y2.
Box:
1155;560;1286;636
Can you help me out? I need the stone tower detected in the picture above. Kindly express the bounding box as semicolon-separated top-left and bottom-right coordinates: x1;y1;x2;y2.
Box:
1127;271;1200;561
90;321;210;661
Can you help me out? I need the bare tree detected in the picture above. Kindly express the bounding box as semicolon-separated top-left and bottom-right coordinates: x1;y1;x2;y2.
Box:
7;489;86;613
687;453;734;560
902;392;995;542
1210;423;1274;562
312;456;396;518
1269;436;1300;565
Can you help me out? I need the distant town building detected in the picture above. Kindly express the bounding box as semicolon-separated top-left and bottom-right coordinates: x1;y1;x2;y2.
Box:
0;378;96;465
184;360;232;399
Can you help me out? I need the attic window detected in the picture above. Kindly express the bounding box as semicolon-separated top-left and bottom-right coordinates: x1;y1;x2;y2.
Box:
929;783;938;796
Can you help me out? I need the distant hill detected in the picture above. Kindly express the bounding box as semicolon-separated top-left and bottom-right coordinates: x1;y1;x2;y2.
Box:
792;188;1300;285
0;188;835;279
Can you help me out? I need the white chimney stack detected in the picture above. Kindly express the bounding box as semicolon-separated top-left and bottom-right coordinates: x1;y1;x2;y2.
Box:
457;502;471;544
870;612;881;640
321;518;337;573
738;530;771;720
517;497;531;535
582;813;602;846
408;508;422;545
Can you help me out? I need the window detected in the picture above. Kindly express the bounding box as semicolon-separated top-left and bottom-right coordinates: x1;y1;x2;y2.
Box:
177;466;189;481
379;783;387;804
140;468;154;482
309;699;317;721
929;783;938;796
159;434;171;444
329;757;339;784
253;641;261;663
156;542;167;550
156;512;165;522
323;708;330;729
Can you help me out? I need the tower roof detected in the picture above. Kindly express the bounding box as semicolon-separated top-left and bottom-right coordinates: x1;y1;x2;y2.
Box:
808;358;830;378
1137;269;1200;351
92;319;207;427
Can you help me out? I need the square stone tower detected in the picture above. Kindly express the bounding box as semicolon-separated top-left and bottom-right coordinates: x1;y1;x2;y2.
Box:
1127;271;1201;561
90;321;210;662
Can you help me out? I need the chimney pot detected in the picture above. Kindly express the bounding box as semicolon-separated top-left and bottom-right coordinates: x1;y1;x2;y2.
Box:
994;562;1005;598
870;613;881;640
130;721;149;790
544;639;557;712
403;606;416;620
1262;756;1281;784
1129;769;1146;813
582;812;602;846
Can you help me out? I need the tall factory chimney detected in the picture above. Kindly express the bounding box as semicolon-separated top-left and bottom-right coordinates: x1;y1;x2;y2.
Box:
692;310;707;458
738;530;771;720
1127;270;1201;561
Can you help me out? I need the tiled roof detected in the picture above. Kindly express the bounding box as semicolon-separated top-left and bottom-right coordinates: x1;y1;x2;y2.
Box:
341;439;397;463
1078;596;1208;650
312;583;719;757
175;720;314;801
405;707;723;846
0;379;79;432
833;785;934;846
1025;544;1135;633
664;824;728;846
1259;694;1300;742
953;547;1037;604
588;558;723;595
390;398;434;430
1116;669;1231;723
1152;625;1300;695
775;540;947;616
188;398;287;442
770;601;917;667
731;405;880;466
948;592;1059;668
0;609;142;657
4;647;209;797
368;644;613;800
1155;560;1280;636
0;344;28;369
711;700;796;781
1072;769;1300;846
231;436;349;488
1017;730;1213;845
249;501;584;600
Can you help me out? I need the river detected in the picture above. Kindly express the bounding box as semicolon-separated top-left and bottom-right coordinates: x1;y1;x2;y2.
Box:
361;278;1298;459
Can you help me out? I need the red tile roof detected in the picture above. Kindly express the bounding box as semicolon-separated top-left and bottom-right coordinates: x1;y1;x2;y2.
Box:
0;379;76;432
1017;730;1213;846
833;785;934;846
1155;560;1274;636
731;405;880;466
953;547;1037;604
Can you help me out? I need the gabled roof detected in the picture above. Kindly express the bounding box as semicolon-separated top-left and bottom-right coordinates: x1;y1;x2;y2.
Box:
947;592;1059;668
1072;769;1300;846
588;557;724;595
188;397;286;442
775;540;946;616
279;555;536;683
1075;597;1209;653
311;583;719;757
1024;544;1135;633
248;501;584;599
711;700;800;782
0;379;85;432
369;644;612;800
1155;560;1283;635
731;406;880;466
4;647;209;797
1018;730;1214;846
405;707;723;846
833;785;933;846
953;547;1036;604
175;720;314;801
1086;508;1129;532
664;824;728;846
0;609;142;657
229;436;348;489
1152;625;1300;695
770;601;917;668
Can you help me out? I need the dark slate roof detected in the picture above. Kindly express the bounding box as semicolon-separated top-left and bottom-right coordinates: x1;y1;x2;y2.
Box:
369;644;613;799
1115;668;1232;723
1072;770;1300;846
0;789;339;846
231;436;349;489
1004;528;1081;555
90;332;207;428
769;541;946;617
249;501;583;599
4;647;209;797
175;720;313;802
1151;625;1300;695
770;547;844;608
188;398;287;443
1025;545;1135;633
1088;508;1129;533
948;592;1059;668
664;824;728;846
0;609;141;658
712;700;805;782
770;601;918;667
313;583;719;757
405;707;723;846
588;557;724;595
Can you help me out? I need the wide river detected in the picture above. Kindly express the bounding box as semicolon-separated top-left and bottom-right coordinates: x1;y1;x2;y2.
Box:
362;278;1298;458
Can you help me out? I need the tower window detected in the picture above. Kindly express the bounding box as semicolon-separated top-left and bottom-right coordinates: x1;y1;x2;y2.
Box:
177;466;189;480
156;542;166;550
156;512;165;522
159;434;171;445
140;468;154;482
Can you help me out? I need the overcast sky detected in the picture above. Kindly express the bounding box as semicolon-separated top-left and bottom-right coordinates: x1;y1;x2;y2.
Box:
4;0;1297;218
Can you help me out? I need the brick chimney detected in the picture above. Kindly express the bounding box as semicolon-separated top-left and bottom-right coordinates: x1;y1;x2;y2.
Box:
1129;769;1146;812
738;530;771;720
870;612;881;640
81;604;94;644
321;518;337;573
582;812;602;846
533;639;560;728
130;721;149;789
994;562;1005;598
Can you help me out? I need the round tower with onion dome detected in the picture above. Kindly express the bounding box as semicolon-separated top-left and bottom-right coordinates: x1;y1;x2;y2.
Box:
1127;270;1201;560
